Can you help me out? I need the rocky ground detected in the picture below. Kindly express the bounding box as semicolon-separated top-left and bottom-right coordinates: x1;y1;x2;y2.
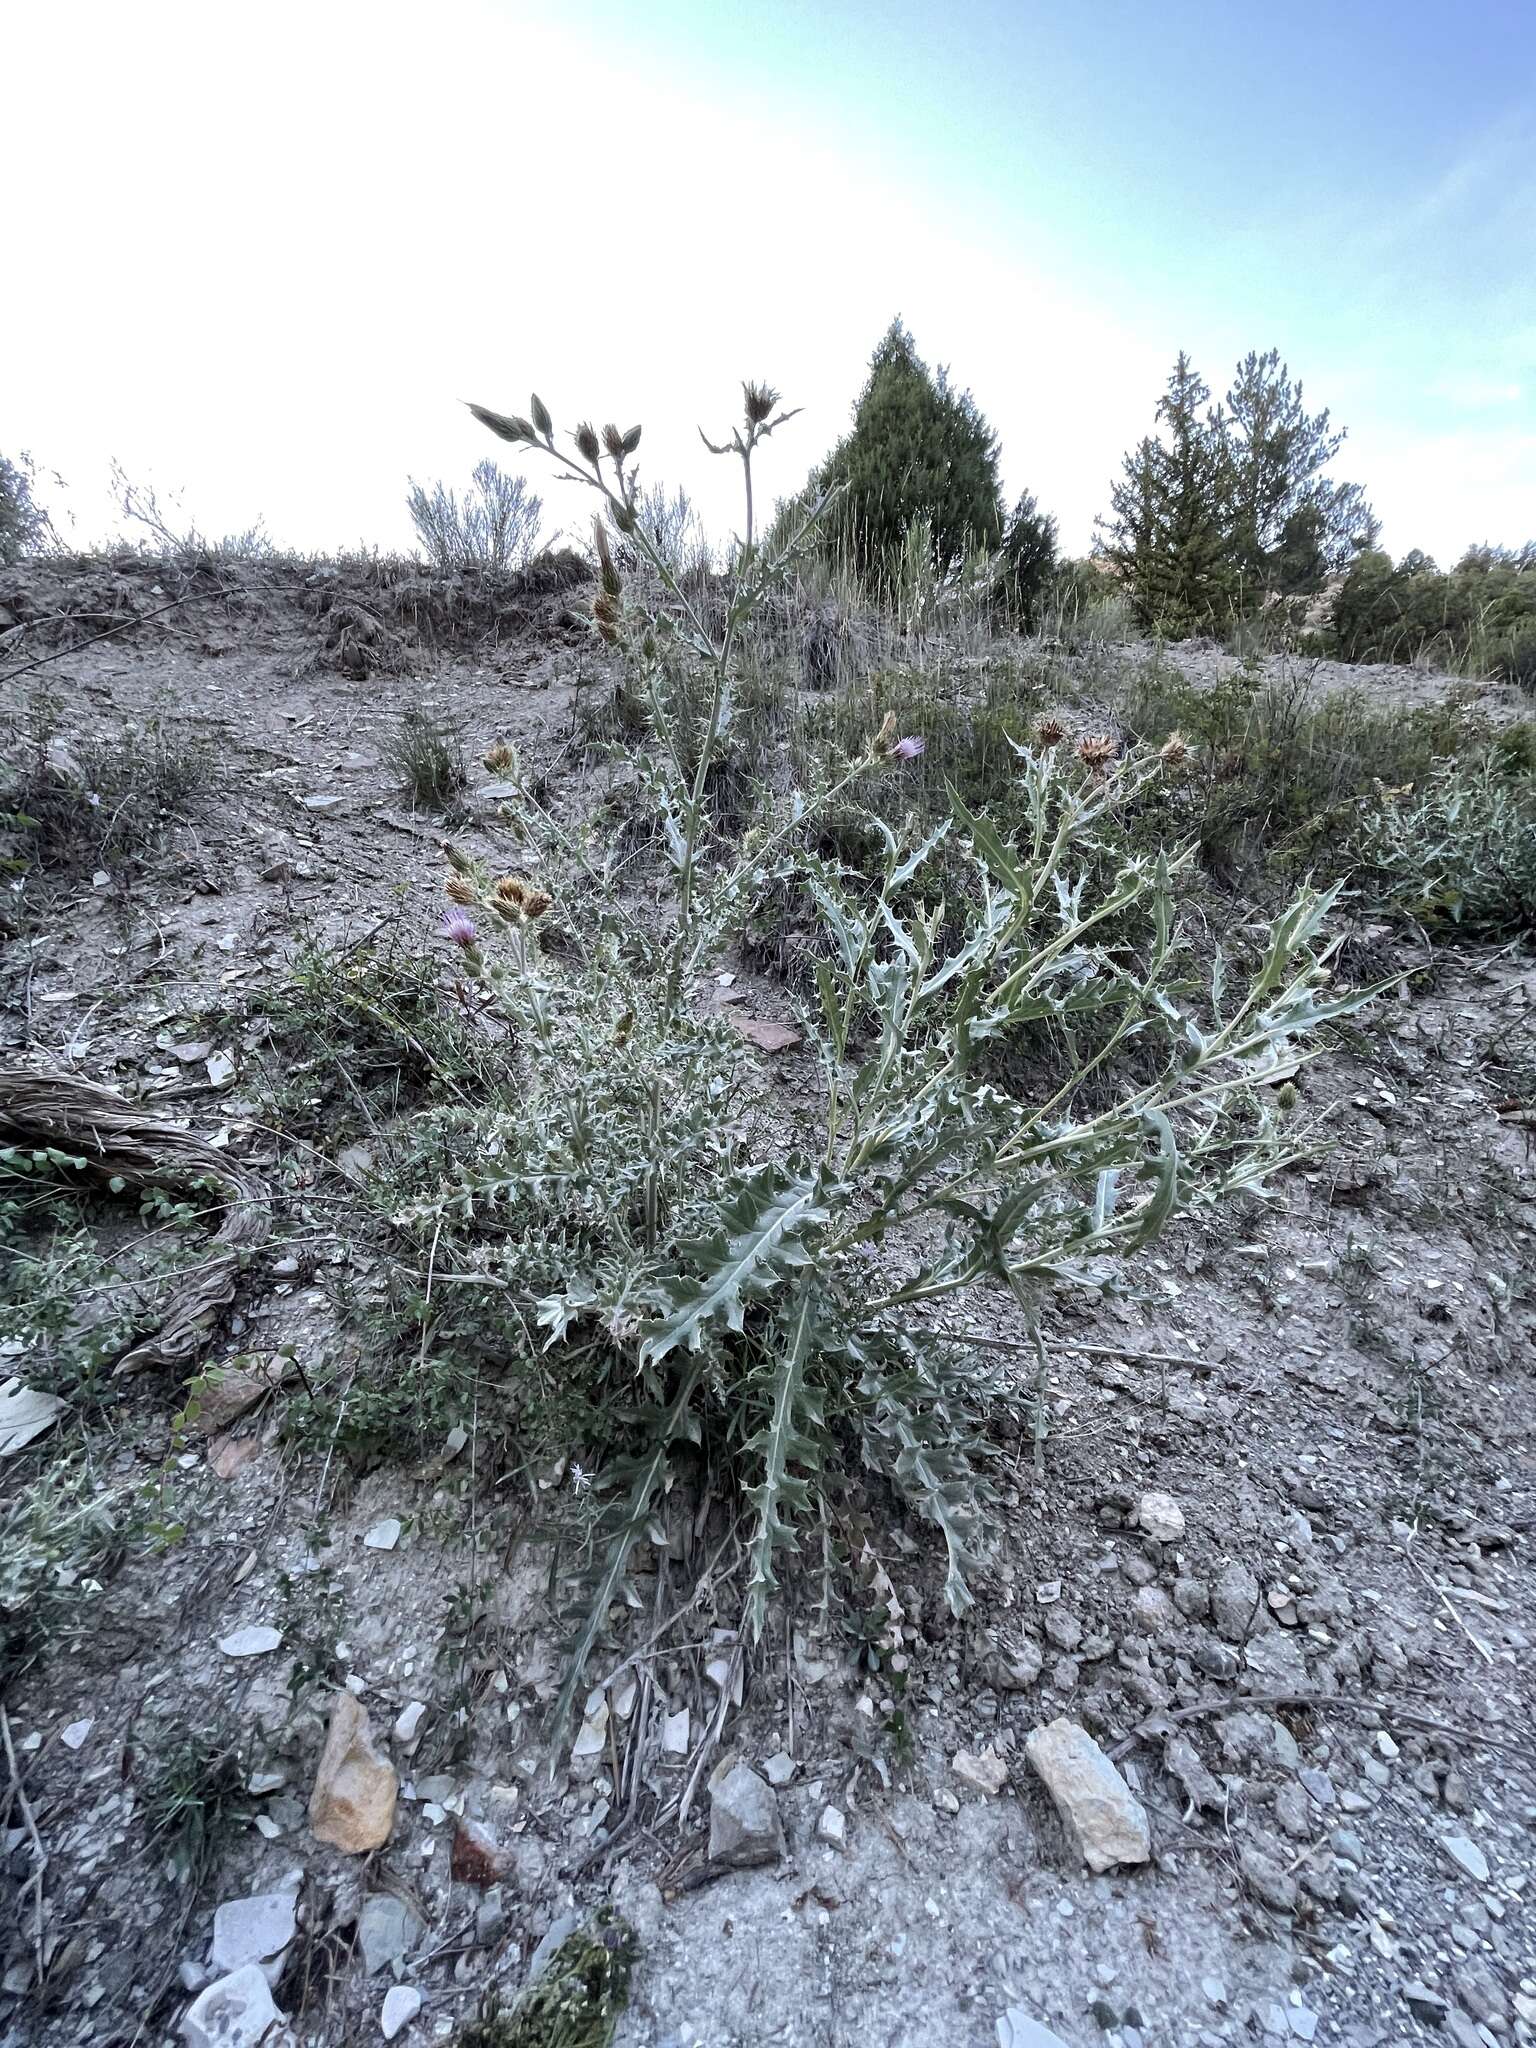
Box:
1;557;1533;2048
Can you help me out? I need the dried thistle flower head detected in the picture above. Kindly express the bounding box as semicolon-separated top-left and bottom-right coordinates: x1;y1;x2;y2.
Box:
483;740;517;775
743;381;780;426
445;874;478;907
1036;716;1067;748
1076;732;1118;768
490;873;553;922
873;711;897;752
1158;732;1189;766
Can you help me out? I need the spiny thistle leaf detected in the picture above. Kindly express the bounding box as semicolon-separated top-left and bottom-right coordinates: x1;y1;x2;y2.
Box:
742;1277;824;1640
638;1165;829;1364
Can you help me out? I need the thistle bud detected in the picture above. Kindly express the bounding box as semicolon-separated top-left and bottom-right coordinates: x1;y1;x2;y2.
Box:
602;423;626;461
468;403;535;445
743;381;779;426
441;840;474;875
610;498;638;535
445;874;478;906
575;421;601;466
592;516;622;598
530;393;553;439
621;425;642;454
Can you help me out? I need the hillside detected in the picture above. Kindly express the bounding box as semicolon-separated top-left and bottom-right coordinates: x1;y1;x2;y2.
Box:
1;548;1533;2048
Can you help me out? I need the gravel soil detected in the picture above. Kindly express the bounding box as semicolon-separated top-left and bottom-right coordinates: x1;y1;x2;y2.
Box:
1;559;1532;2048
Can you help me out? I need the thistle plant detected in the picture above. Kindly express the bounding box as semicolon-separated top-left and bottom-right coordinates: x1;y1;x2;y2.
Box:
468;385;832;1017
385;388;1377;1749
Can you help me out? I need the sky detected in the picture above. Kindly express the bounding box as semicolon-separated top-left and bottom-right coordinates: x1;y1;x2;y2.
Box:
6;0;1534;565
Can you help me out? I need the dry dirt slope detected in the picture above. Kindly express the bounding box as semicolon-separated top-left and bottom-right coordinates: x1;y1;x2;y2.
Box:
0;557;1533;2048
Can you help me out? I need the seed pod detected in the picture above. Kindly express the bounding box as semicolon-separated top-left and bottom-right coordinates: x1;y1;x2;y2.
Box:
468;403;533;444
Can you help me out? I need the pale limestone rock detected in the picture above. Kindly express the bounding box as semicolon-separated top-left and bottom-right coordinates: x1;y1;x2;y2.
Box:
1024;1717;1150;1872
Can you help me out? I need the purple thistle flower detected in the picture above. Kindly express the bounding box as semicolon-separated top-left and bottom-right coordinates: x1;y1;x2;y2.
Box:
890;735;925;761
441;908;478;948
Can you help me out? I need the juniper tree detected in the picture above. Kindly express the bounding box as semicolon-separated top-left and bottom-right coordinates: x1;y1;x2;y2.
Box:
0;453;52;565
1100;353;1234;636
993;489;1058;631
818;319;1003;578
1221;349;1372;595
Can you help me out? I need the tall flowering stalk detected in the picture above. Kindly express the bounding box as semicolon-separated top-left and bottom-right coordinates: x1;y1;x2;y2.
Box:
470;385;830;1019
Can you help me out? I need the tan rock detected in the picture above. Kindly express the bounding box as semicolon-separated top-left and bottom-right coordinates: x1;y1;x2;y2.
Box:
309;1693;398;1853
188;1355;293;1438
1024;1716;1150;1873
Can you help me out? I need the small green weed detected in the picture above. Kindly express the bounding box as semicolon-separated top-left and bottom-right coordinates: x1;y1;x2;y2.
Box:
455;1912;636;2048
141;1723;250;1889
384;708;468;808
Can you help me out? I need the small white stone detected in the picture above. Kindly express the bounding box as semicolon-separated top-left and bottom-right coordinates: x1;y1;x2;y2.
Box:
1137;1491;1186;1542
363;1519;401;1551
209;1889;297;1983
952;1747;1009;1797
380;1984;422;2040
60;1719;94;1751
393;1701;427;1749
1441;1833;1490;1883
571;1702;609;1760
816;1804;847;1850
181;1963;284;2048
217;1625;282;1659
661;1708;690;1756
763;1751;795;1787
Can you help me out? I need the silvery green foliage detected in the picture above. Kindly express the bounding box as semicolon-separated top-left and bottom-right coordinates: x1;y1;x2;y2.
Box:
1352;760;1536;936
440;389;1370;1744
